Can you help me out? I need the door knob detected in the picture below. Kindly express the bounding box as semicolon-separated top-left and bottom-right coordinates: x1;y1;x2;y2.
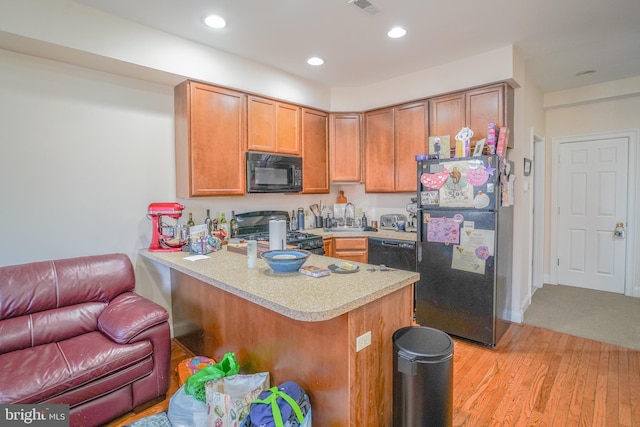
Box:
614;222;625;239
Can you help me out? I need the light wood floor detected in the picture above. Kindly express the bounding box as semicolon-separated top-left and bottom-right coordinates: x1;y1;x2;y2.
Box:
109;323;640;426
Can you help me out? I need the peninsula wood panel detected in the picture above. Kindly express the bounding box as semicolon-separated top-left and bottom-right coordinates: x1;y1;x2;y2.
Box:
171;271;413;427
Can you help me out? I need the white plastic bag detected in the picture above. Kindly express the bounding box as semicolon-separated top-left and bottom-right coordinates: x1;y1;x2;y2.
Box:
168;385;208;427
206;372;270;427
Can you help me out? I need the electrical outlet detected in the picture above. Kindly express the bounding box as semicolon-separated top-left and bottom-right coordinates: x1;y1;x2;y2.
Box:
356;331;372;352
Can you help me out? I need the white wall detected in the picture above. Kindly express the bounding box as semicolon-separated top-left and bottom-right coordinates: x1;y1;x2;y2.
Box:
0;49;177;312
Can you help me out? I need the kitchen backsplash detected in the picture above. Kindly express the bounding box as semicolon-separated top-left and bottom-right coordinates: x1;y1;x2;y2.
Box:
178;183;413;226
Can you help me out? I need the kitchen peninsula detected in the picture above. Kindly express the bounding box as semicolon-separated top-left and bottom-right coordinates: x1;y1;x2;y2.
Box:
141;248;419;427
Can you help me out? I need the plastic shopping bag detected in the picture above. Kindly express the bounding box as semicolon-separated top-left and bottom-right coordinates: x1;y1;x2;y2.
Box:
168;386;208;427
185;352;240;402
206;372;270;427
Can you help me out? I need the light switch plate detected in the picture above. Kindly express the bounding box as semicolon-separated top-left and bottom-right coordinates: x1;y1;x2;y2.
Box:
356;331;372;352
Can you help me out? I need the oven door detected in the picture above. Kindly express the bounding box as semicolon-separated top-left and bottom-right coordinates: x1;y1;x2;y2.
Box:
246;152;302;193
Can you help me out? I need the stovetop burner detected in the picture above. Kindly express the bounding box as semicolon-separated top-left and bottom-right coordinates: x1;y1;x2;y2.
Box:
233;210;325;254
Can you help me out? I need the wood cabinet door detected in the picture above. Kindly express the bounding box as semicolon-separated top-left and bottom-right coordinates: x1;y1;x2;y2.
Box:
395;101;428;192
323;238;334;257
276;102;301;155
334;237;368;263
364;107;395;192
175;81;246;197
429;92;465;154
301;108;329;194
330;113;362;182
466;84;505;147
247;95;276;152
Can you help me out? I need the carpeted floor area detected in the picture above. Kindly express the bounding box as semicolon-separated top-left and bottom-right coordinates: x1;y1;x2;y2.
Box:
523;284;640;350
125;412;172;427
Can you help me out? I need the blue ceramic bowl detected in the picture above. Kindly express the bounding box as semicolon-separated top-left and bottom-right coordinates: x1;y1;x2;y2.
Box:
261;249;310;273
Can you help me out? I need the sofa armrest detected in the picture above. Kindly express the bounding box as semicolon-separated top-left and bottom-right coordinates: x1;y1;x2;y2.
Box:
98;292;169;344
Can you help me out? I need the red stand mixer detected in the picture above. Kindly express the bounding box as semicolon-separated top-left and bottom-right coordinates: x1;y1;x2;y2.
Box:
147;202;187;252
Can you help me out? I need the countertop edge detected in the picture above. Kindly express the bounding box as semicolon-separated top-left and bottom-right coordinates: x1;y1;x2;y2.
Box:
140;250;419;322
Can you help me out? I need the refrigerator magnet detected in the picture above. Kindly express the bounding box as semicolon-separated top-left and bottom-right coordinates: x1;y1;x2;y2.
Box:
473;191;490;209
486;157;496;175
467;166;489;186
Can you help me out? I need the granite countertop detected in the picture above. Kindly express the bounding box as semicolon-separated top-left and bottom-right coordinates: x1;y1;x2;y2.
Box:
307;228;417;241
140;248;419;322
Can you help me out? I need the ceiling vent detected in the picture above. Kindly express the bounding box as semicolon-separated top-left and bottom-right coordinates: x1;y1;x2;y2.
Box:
348;0;382;15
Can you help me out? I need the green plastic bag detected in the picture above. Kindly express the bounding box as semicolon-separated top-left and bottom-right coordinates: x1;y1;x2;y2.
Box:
184;352;240;402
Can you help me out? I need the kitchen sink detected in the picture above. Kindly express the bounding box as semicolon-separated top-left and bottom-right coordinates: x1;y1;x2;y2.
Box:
324;226;365;232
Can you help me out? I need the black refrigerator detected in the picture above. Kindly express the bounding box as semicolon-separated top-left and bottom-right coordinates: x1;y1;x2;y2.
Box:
415;155;514;346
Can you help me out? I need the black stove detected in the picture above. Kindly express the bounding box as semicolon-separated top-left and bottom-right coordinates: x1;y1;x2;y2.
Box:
234;210;325;255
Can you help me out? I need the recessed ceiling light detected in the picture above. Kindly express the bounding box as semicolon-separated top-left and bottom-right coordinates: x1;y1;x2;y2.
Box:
387;27;407;38
203;15;226;29
575;69;596;77
307;57;324;66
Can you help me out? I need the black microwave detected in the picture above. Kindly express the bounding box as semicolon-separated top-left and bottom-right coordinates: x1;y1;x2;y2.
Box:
246;152;303;193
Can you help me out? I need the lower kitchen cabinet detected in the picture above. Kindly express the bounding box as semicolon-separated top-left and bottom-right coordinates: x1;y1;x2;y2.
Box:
323;237;334;257
333;237;368;263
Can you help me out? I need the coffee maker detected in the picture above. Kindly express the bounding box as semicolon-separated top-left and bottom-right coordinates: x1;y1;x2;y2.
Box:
147;202;187;252
405;197;418;232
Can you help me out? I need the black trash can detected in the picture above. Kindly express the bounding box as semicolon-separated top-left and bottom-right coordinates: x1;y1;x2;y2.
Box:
392;326;454;427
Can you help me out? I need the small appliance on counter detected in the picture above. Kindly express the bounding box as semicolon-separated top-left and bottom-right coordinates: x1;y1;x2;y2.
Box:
147;202;187;252
379;214;408;231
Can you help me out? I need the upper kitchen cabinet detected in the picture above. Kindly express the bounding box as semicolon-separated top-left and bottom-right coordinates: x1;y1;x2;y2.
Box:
466;84;513;148
394;101;429;191
429;92;465;153
247;96;301;155
175;81;246;198
301;108;329;194
429;83;514;153
364;107;395;192
364;101;428;193
329;113;362;182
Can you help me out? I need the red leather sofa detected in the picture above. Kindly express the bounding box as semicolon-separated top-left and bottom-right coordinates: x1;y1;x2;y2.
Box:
0;253;171;426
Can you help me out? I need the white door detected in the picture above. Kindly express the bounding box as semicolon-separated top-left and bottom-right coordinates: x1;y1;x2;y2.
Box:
557;137;628;293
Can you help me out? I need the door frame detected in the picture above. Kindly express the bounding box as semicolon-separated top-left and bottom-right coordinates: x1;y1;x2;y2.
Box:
550;129;638;297
530;128;545;293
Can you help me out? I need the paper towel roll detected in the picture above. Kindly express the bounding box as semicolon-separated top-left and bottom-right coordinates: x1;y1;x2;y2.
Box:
269;219;286;250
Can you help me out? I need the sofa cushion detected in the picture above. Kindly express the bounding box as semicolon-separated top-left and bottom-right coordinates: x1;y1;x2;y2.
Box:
0;254;134;321
0;331;152;404
0;302;106;355
99;293;169;344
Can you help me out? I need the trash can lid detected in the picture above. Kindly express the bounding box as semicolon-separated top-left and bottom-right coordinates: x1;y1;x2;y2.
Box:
393;326;454;362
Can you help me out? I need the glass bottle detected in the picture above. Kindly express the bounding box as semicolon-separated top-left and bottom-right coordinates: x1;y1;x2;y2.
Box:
219;213;229;240
205;209;213;234
187;213;195;227
230;211;238;238
290;210;297;231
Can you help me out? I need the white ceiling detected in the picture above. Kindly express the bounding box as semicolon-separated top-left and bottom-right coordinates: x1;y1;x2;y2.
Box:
75;0;640;92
